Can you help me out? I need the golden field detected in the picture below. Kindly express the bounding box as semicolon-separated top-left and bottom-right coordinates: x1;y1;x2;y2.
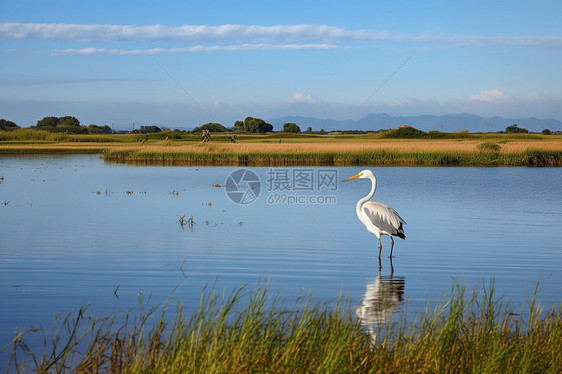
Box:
1;132;562;166
2;137;562;153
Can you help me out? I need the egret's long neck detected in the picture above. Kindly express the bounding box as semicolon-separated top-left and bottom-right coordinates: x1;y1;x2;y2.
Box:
356;176;377;222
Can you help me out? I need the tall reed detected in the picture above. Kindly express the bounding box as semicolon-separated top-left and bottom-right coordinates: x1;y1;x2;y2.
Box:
102;148;562;167
2;279;561;373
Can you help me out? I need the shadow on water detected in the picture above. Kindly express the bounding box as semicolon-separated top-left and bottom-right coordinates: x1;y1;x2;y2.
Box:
356;257;406;340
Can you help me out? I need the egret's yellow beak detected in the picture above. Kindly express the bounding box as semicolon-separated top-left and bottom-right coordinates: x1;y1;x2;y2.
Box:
342;172;362;182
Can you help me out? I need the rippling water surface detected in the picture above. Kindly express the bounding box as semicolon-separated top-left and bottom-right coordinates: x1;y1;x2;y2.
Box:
1;155;561;368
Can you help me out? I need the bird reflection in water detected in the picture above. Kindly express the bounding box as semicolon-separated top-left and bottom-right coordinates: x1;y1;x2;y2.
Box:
356;257;406;342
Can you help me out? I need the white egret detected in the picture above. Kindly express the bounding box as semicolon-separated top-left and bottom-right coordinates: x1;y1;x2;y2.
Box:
343;170;406;258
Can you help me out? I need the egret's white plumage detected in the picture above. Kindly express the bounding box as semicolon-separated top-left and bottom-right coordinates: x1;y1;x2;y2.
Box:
343;170;406;258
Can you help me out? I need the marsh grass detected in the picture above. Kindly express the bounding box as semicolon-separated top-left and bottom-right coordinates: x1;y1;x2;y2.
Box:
2;280;561;373
0;129;200;143
99;138;562;166
477;142;501;152
103;146;562;167
2;131;562;166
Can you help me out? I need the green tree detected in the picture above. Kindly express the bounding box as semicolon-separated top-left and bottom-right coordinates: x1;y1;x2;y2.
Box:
382;126;427;138
282;123;301;133
505;124;528;133
233;120;245;133
36;116;59;128
139;125;162;134
57;116;80;127
243;117;273;133
305;127;313;133
542;129;551;135
87;124;112;134
233;117;272;133
36;116;85;133
192;123;228;133
505;124;517;133
0;119;20;131
55;116;85;133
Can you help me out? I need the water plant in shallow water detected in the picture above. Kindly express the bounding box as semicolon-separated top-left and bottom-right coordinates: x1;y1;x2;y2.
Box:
102;148;562;167
1;279;561;373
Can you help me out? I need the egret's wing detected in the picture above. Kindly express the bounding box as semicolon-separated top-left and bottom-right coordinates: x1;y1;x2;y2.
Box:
363;202;406;237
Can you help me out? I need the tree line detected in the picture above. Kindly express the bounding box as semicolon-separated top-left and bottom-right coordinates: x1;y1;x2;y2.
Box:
1;116;114;134
0;116;305;134
0;116;556;135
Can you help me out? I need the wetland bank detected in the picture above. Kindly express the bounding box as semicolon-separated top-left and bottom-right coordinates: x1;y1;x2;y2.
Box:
1;129;562;166
1;132;562;372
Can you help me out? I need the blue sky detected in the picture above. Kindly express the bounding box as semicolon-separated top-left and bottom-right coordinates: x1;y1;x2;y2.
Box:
1;0;561;129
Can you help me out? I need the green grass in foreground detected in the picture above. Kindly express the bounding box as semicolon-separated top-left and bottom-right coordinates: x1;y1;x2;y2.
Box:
2;280;561;373
103;149;562;167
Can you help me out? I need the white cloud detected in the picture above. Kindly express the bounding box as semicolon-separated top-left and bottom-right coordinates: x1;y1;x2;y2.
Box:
520;92;540;101
469;89;513;104
469;89;547;106
415;33;562;49
52;43;340;55
0;22;372;43
2;22;562;49
285;93;322;104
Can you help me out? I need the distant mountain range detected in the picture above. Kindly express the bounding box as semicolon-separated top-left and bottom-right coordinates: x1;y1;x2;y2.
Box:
268;113;562;133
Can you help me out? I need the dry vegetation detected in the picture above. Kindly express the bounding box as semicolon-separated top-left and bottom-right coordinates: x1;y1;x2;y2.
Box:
108;138;562;154
1;132;562;166
100;138;562;166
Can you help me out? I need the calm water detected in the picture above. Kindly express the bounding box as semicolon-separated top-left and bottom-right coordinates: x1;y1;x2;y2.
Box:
1;155;561;367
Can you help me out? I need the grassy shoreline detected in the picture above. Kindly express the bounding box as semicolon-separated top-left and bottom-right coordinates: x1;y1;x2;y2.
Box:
1;132;562;166
102;148;562;166
2;280;561;373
